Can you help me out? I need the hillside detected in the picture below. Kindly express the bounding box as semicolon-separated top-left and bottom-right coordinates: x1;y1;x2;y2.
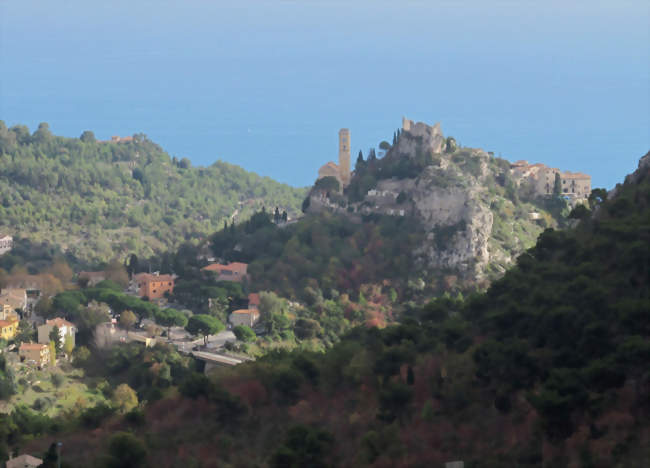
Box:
11;153;649;467
305;119;576;290
0;122;307;263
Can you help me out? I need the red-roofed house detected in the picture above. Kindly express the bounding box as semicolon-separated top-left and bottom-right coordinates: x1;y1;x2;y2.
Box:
19;342;50;367
38;317;76;348
0;317;18;341
248;293;260;310
202;262;249;282
134;273;175;299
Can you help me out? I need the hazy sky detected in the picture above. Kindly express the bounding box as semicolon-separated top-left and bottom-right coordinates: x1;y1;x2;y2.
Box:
1;0;648;188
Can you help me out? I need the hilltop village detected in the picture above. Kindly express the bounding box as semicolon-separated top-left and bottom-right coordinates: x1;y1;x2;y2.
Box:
315;118;591;208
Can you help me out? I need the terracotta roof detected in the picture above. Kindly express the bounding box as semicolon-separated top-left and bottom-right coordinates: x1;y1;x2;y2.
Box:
320;161;339;170
248;293;260;306
0;318;18;327
232;309;255;315
562;172;591;179
20;342;47;351
46;317;75;328
137;273;175;283
202;262;248;274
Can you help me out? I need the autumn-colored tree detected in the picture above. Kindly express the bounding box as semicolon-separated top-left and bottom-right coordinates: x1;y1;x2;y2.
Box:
120;310;137;330
112;383;138;413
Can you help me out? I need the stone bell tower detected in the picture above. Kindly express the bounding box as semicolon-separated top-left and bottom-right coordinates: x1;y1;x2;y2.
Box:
338;128;351;187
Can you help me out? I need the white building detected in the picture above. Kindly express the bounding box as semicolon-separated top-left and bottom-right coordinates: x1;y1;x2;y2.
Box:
38;317;76;348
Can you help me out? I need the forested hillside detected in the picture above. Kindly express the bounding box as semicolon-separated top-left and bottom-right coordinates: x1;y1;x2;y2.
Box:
0;122;306;263
10;154;648;467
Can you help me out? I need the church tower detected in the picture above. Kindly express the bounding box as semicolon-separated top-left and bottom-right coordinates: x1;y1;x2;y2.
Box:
338;128;351;187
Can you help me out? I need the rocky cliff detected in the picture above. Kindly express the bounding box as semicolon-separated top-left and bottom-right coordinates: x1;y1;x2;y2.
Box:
307;119;569;290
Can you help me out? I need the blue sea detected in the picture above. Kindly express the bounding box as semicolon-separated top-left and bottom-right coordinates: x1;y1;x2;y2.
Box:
1;0;648;188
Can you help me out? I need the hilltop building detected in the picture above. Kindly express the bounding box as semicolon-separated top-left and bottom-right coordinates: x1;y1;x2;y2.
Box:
316;128;351;189
509;160;591;202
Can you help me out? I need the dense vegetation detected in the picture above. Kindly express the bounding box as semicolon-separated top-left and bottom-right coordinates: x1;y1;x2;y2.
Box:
210;210;426;300
10;156;647;466
0;121;306;263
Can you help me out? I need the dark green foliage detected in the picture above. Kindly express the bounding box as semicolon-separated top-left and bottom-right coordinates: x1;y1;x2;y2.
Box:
185;314;224;345
104;432;147;468
270;425;335;468
211;210;424;300
553;172;562;196
313;176;340;193
154;308;188;335
0;355;15;400
378;381;413;422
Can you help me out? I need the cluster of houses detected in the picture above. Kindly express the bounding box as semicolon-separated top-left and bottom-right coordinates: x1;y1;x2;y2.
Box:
509;160;591;203
200;262;261;328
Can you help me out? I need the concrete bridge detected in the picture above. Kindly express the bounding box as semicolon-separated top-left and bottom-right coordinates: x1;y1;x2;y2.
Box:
191;350;252;372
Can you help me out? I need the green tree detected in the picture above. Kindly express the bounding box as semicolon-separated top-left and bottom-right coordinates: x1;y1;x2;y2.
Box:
111;383;138;414
80;130;96;143
51;372;65;388
154;308;188;337
553;172;562;196
49;326;61;352
32;122;53;144
119;310;137;330
63;334;74;356
186;314;224;346
233;325;256;342
72;346;91;368
49;341;57;365
14;319;35;344
105;431;147;468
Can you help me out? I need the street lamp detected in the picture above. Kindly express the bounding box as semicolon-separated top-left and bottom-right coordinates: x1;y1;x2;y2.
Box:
57;442;62;468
